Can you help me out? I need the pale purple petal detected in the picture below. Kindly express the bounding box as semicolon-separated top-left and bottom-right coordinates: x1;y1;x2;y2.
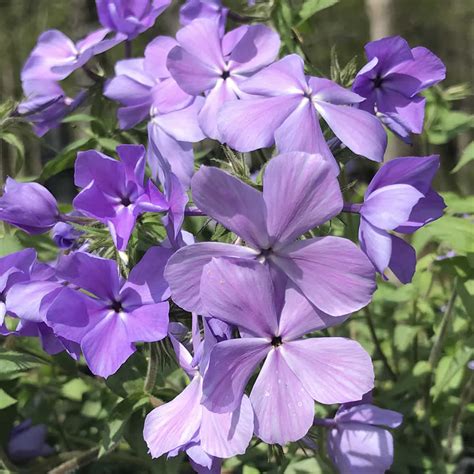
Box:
144;376;203;458
263;152;342;248
202;338;270;413
361;184;424;230
107;206;137;251
121;302;169;343
271;237;376;316
192;166;269;249
309;77;365;105
200;258;279;337
217;95;301;152
151;77;194;114
200;395;253;457
281;337;374;404
359;219;392;276
250;348;314;445
336;404;403;428
144;36;177;78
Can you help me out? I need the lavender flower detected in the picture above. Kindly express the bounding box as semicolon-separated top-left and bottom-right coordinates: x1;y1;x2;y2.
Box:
51;221;83;249
96;0;171;39
352;155;445;283
217;54;387;171
167;18;280;141
165;152;376;317
180;0;228;31
325;403;403;473
72;144;170;250
200;258;374;445
352;36;445;141
46;248;171;377
7;420;54;463
104;37;205;186
0;178;60;234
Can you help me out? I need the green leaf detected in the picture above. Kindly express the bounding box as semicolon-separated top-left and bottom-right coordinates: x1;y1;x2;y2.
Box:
0;389;17;409
0;132;25;176
0;234;23;256
394;324;420;352
451;141;474;173
96;136;121;153
61;378;91;401
297;0;339;25
62;113;98;123
441;192;474;215
0;349;45;381
40;137;95;181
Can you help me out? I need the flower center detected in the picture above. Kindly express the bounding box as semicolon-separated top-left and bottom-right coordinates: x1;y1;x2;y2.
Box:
373;74;384;88
110;300;123;313
271;336;282;347
121;196;132;207
221;70;230;80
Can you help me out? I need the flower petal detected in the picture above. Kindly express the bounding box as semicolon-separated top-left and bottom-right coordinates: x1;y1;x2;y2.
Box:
121;302;169;343
271;237;376;316
250;348;314;445
263;152;342;248
336;404;403;428
388;234;416;284
282;337;374;404
359;219;392;276
192;165;269;249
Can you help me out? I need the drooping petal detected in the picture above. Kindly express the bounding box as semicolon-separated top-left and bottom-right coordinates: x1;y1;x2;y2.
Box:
281;337;374;404
228;24;280;75
263;152;342;248
314;100;387;162
336;404;403;428
192;165;269;249
56;251;121;301
271;237;376;316
164;242;258;314
250;348;314;445
121;246;172;306
144;375;203;458
108;205;137;251
361;184;424;230
359;219;392;276
200;258;279;337
388;234;416;284
217;95;301;152
200;395;254;458
202;338;270;413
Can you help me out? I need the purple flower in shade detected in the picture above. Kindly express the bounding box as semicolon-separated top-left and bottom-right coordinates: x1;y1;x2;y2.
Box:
144;317;253;465
72;144;173;250
46;248;171;377
52;221;83;249
180;0;228;35
104;37;205;187
217;54;387;172
199;258;374;445
352;36;445;141
21;29;124;82
0;178;60;234
167;18;280;141
352;155;445;284
165;152;376;317
96;0;171;40
18;81;86;137
3;258;81;359
325;403;403;473
7;420;54;464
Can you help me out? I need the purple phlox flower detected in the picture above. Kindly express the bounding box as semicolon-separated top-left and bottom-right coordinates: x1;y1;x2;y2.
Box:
217;54;387;172
352;36;445;142
52;218;83;249
7;420;54;464
0;178;60;234
144;315;253;465
104;37;205;187
72;144;172;250
180;0;228;34
3;257;81;359
353;155;445;284
200;258;374;445
324;403;403;474
46;247;171;377
18;80;86;137
96;0;171;40
165;152;376;317
21;29;124;82
167;17;280;141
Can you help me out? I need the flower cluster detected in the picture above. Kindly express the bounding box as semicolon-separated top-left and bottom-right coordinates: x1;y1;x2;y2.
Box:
1;1;448;472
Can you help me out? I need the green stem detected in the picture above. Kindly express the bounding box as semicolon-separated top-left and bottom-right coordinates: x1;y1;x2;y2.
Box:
48;447;99;474
143;343;159;393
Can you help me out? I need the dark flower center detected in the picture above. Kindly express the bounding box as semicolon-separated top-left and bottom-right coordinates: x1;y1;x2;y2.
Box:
271;336;282;347
221;70;230;80
373;74;384;88
121;196;132;207
110;300;123;313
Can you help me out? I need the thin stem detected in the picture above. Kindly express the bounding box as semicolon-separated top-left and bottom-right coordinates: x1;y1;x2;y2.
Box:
49;447;100;474
143;342;159;393
342;203;362;214
125;41;132;58
365;307;397;381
